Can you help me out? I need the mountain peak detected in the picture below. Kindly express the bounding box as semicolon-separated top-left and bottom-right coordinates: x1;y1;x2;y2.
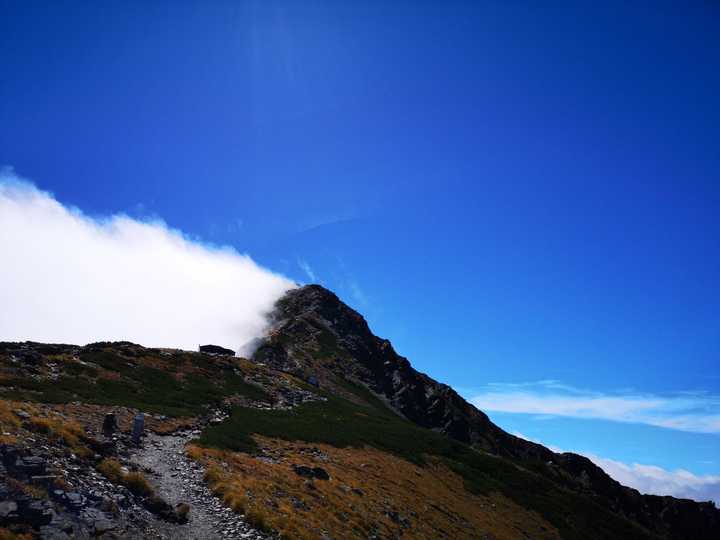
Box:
252;286;720;539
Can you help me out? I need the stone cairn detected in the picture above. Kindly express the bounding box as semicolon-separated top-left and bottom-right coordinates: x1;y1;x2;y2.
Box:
102;413;118;436
131;414;145;445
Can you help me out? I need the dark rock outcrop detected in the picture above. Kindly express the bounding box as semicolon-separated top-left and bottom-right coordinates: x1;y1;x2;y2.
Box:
199;344;235;356
292;465;330;481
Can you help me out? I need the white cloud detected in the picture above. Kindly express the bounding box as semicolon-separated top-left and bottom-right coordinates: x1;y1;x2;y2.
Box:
588;454;720;505
511;432;720;505
0;169;296;352
470;381;720;434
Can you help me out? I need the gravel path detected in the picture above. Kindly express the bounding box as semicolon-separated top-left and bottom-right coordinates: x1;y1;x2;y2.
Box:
131;430;266;540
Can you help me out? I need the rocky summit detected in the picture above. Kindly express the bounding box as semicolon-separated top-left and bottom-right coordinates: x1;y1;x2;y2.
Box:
0;285;718;539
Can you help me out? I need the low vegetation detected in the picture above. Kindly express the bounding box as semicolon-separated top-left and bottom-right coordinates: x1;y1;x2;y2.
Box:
190;438;560;540
197;381;654;540
0;346;269;417
0;400;21;443
0;343;664;539
0;528;33;540
97;458;154;497
0;400;92;456
175;502;191;522
25;415;90;456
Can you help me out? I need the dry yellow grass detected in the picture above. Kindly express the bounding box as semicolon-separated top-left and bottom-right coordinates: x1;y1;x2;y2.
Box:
97;458;155;497
5;477;48;500
189;437;560;540
24;413;90;457
1;398;194;451
0;400;22;443
124;471;155;497
32;402;196;435
97;458;124;483
0;528;33;540
0;400;21;431
1;400;89;451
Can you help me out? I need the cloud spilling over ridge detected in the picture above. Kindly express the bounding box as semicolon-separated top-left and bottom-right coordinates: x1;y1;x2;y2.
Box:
0;170;296;352
512;431;720;505
471;380;720;434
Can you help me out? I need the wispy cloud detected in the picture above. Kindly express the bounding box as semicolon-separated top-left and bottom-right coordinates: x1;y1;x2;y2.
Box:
470;381;720;434
296;214;358;235
512;432;720;504
297;258;317;283
0;169;295;352
348;279;368;307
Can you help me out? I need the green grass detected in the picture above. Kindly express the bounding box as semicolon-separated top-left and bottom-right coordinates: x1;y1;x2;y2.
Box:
197;381;655;540
1;350;270;417
63;362;99;377
332;375;397;414
311;325;339;360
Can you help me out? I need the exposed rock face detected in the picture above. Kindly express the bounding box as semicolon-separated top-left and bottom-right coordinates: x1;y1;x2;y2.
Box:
254;285;555;457
254;284;720;540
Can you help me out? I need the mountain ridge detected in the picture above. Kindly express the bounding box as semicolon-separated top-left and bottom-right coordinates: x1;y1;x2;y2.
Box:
252;284;720;539
0;284;718;539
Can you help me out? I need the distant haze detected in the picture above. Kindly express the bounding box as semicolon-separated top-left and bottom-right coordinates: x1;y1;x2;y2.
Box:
0;170;295;352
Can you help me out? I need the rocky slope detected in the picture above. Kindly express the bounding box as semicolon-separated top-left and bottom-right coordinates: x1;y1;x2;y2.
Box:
253;284;720;540
0;341;307;539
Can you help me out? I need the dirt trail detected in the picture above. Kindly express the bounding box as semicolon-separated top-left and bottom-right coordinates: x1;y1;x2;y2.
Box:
131;430;266;540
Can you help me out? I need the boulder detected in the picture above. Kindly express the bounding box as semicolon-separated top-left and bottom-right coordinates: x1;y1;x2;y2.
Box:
20;500;54;527
199;344;235;356
293;465;330;480
0;500;18;521
14;455;46;477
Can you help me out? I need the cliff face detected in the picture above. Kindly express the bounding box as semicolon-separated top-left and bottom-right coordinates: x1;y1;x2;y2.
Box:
253;284;720;540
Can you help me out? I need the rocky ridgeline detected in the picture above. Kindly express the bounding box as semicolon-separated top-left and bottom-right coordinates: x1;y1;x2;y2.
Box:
4;292;720;539
253;284;720;540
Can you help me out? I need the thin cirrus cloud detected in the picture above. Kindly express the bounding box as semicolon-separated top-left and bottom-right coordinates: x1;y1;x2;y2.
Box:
0;169;296;353
297;258;318;283
471;381;720;435
512;431;720;504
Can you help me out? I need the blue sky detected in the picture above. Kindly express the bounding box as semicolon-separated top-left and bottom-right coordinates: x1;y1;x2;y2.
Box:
1;1;719;501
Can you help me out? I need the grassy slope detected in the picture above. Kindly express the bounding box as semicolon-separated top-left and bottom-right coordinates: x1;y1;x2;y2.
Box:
0;345;657;539
0;348;268;417
191;437;562;540
198;378;656;540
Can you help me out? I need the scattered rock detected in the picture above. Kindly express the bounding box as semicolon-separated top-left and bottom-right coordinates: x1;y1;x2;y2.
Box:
22;500;54;527
131;430;268;538
0;500;18;520
293;465;330;480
